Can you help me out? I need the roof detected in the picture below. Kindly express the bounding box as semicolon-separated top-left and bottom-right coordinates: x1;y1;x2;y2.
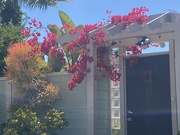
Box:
56;12;180;46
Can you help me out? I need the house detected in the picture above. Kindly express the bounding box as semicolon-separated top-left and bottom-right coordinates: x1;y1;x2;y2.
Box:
1;12;180;135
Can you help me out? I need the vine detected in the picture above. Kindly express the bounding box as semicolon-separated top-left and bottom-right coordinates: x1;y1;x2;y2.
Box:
20;7;150;90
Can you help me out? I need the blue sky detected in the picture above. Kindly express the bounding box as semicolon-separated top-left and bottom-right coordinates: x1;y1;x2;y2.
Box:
21;0;180;53
22;0;180;28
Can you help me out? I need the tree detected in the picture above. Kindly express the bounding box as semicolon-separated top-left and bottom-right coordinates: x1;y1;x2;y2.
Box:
0;24;24;76
7;0;70;10
0;0;25;76
0;0;23;26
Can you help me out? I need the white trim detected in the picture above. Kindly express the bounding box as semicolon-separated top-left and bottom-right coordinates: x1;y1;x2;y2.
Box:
86;41;97;135
124;51;169;58
173;24;180;132
106;22;176;41
119;46;126;135
169;40;178;135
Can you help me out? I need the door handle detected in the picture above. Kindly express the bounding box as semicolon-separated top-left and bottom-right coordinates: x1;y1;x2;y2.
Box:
127;110;133;114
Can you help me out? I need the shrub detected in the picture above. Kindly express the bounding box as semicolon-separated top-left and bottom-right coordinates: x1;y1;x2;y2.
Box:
5;42;59;113
3;108;45;135
2;108;68;135
45;109;69;134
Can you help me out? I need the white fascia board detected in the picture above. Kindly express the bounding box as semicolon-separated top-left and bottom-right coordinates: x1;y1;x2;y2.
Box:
147;12;170;30
106;23;126;36
88;22;114;36
106;22;178;41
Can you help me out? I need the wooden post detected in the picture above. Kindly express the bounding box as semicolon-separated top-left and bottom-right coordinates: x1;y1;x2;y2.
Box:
119;46;126;135
86;41;97;135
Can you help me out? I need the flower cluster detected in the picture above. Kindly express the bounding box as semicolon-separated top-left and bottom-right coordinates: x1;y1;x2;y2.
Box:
97;46;121;82
21;28;31;37
65;24;103;52
111;7;149;25
64;23;106;90
28;18;43;29
40;31;58;56
97;59;121;81
91;30;106;45
22;19;63;59
125;43;160;67
126;45;142;67
67;49;93;90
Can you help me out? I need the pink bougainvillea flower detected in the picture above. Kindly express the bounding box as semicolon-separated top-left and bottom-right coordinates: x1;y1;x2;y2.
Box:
21;28;31;37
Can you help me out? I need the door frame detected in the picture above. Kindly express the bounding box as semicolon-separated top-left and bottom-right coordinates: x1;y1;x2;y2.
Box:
119;41;178;135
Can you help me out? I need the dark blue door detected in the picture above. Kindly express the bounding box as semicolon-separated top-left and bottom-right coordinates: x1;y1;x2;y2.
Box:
126;54;172;135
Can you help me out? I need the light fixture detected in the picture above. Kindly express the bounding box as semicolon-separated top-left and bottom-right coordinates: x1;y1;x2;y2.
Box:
136;36;150;46
159;42;166;48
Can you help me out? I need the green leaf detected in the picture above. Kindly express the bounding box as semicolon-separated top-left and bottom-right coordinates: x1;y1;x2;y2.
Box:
77;24;84;29
47;24;64;37
72;52;80;65
60;67;67;72
59;11;75;33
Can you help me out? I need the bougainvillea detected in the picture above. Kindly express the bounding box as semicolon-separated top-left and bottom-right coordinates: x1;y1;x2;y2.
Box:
111;7;149;25
20;7;150;90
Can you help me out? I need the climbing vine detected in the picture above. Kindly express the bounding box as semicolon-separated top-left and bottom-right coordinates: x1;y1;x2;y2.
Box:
20;7;150;90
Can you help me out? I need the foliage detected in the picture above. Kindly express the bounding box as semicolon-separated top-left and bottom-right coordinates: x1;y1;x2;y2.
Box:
63;7;149;90
0;0;25;77
5;42;59;113
2;108;68;135
3;108;45;135
0;23;24;76
45;109;68;134
0;0;24;26
47;11;82;72
8;0;70;10
20;7;152;90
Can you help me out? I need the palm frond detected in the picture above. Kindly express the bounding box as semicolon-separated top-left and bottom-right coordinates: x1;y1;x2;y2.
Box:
19;0;71;10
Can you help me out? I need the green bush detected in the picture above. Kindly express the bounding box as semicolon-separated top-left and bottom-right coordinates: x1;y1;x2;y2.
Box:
2;108;68;135
45;109;68;134
3;108;45;135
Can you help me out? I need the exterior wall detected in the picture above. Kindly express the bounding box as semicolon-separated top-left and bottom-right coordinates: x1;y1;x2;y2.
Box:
96;75;111;135
0;77;7;124
48;72;88;135
0;77;11;124
0;72;111;135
